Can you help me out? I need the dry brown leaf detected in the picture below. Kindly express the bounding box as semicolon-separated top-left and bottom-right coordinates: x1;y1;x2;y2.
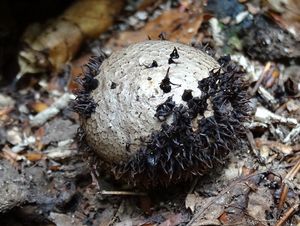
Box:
255;138;294;155
0;107;13;121
31;102;49;113
19;0;124;74
19;20;83;74
218;212;229;225
159;213;185;226
141;223;157;226
187;174;270;226
25;152;44;162
266;0;300;40
62;0;124;39
49;165;61;171
241;166;256;176
68;53;92;92
136;0;162;10
107;6;203;50
1;145;23;163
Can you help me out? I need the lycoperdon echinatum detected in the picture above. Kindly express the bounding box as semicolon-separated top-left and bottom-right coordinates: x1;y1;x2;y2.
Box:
71;40;250;187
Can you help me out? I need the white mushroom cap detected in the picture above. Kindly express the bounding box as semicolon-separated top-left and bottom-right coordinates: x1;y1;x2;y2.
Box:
82;40;220;163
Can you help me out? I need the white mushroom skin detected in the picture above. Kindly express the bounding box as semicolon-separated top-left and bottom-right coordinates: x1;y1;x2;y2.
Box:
82;41;219;163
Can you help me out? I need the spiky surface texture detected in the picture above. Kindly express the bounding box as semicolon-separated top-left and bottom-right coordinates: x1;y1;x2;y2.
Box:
113;61;249;187
70;53;106;118
72;45;249;188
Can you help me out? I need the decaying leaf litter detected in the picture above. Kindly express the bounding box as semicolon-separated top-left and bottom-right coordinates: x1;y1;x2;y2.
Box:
0;0;299;225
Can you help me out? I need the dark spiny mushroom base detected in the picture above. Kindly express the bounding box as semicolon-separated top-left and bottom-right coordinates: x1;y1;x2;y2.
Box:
71;54;250;188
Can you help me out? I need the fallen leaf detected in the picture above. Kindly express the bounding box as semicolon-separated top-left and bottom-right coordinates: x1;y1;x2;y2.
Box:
19;0;124;74
6;126;22;145
1;145;23;163
247;186;273;223
30;101;49;113
159;213;186;226
241;166;256;176
107;5;204;50
140;223;157;226
255;138;294;155
25;152;44;162
49;165;61;171
49;212;84;226
68;53;92;92
267;0;300;40
218;212;229;224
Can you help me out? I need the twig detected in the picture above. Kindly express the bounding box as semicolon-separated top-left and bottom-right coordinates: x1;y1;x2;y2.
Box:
106;200;125;226
258;86;277;106
278;184;289;210
30;93;73;126
255;106;298;126
275;203;299;226
99;190;147;196
250;62;271;96
283;124;300;144
246;131;264;163
278;160;300;209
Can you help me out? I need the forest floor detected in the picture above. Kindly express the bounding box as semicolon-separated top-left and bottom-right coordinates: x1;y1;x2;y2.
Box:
0;0;299;225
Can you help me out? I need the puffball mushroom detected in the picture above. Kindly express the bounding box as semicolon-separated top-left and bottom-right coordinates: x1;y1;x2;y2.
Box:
72;40;249;187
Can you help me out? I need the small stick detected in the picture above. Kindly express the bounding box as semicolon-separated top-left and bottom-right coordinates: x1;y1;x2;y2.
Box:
278;184;289;210
250;62;271;96
283;124;300;144
275;203;299;226
99;190;147;196
246;131;264;163
278;160;300;209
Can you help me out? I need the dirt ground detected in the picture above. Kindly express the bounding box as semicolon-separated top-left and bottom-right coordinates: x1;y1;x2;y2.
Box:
0;0;299;225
